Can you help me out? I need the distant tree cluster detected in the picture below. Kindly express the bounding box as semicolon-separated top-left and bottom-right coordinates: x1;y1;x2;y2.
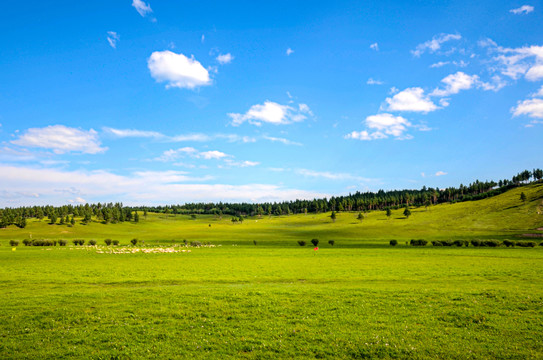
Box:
0;202;140;229
1;169;541;227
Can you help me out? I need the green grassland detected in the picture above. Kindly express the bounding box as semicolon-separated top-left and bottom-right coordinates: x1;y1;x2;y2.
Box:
0;184;543;358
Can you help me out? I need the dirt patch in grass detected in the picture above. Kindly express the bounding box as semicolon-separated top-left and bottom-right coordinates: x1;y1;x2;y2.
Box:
520;233;543;238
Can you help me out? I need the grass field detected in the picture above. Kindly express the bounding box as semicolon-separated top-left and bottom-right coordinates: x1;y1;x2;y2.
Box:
1;184;542;358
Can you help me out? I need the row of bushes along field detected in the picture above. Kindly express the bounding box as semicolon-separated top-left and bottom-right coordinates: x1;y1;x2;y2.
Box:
389;239;542;247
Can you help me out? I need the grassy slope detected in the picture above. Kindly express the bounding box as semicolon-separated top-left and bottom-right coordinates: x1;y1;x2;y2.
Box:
1;182;542;246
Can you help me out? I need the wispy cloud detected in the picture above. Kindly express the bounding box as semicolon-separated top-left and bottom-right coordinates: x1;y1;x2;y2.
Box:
106;31;119;49
216;53;233;64
286;48;294;56
411;33;461;57
510;5;534;14
12;125;107;154
370;43;379;51
367;78;384;85
132;0;153;17
263;136;302;146
296;169;372;182
435;171;447;176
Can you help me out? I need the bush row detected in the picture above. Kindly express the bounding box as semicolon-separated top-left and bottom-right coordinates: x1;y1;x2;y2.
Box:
388;239;541;247
297;239;335;246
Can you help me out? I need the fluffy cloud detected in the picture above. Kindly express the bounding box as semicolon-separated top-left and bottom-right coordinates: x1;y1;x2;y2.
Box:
132;0;152;17
286;48;294;56
216;53;233;64
199;150;228;160
411;33;461;57
533;86;543;97
435;171;447;176
148;51;211;89
431;72;479;97
345;113;412;141
510;5;534;14
0;165;327;206
370;43;379;51
229;101;312;126
512;98;543;118
107;31;119;49
384;87;438;112
12;125;106;154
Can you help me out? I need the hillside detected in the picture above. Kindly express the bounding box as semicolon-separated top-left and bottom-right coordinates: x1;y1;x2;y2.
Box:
1;183;542;246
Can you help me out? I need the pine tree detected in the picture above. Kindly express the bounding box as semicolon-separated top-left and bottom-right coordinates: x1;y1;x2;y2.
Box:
331;211;337;222
357;212;364;221
404;207;411;218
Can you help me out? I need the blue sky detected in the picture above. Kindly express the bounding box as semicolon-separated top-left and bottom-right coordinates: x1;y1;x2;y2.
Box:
0;0;542;206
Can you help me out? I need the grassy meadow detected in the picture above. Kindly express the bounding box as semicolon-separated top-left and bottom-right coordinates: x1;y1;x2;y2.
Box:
0;183;542;358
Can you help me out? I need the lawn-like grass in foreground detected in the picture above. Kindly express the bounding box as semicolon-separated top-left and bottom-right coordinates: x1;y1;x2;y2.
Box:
1;245;542;359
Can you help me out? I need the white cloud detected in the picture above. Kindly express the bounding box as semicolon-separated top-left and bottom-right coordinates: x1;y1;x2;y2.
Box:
229;101;311;126
286;48;294;56
263;136;302;146
431;72;479;97
106;31;119;49
486;42;543;81
480;75;507;92
435;171;447;176
216;53;233;64
12;125;106;154
510;5;534;14
367;78;384;85
198;150;228;160
148;50;211;89
533;86;543;97
411;33;462;57
512;98;543;118
171;134;212;142
370;43;379;51
103;127;164;139
0;165;328;206
132;0;153;17
384;87;439;112
345;113;413;141
430;61;450;68
201;34;205;43
223;159;260;168
526;64;543;81
297;169;372;182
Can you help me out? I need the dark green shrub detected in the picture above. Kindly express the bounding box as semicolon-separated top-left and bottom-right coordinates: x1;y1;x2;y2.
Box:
410;239;427;246
23;239;32;246
453;240;464;247
72;239;84;246
112;240;119;246
503;240;515;247
482;240;500;247
311;239;319;247
432;241;443;246
516;241;536;248
297;240;306;246
471;239;481;247
539;242;543;246
253;240;257;246
9;240;19;247
32;239;55;246
88;239;97;246
130;238;138;246
390;240;398;246
58;239;67;246
440;240;453;246
190;241;202;247
328;240;335;246
104;239;112;246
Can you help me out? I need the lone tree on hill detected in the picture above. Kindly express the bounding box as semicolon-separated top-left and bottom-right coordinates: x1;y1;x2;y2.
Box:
357;212;364;222
330;211;337;222
386;208;392;219
520;192;527;204
403;207;411;218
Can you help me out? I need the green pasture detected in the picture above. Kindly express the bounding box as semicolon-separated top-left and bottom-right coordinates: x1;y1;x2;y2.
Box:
0;184;542;358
